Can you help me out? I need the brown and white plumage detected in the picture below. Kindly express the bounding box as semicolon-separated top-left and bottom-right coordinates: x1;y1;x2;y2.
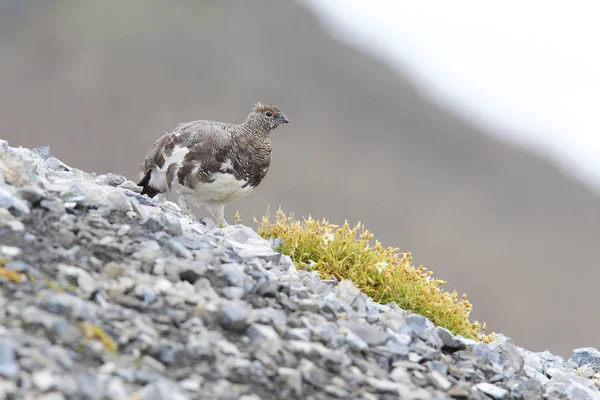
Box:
138;103;289;226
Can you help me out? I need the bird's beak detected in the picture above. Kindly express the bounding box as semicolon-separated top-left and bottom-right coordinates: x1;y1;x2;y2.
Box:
278;114;290;124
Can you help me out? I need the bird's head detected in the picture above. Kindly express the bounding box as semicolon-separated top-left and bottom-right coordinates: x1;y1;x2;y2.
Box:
245;102;290;132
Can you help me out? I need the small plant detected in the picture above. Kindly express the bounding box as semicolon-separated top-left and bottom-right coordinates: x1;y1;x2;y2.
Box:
82;323;118;354
256;208;488;340
0;258;21;283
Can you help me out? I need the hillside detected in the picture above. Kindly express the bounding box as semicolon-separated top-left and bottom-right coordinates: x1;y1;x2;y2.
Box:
2;140;600;399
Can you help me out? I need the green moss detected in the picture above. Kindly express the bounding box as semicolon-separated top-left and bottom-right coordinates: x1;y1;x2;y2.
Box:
256;208;489;341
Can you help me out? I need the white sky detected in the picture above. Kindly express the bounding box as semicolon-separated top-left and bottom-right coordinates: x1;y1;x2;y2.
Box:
303;0;600;193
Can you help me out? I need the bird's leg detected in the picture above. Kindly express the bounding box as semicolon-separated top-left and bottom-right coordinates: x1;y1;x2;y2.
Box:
207;204;228;228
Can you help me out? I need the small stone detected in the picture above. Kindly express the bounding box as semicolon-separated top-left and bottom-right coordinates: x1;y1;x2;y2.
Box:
388;367;411;384
41;292;97;320
300;359;329;389
32;369;56;392
336;279;360;306
324;385;349;398
247;323;281;354
105;377;128;400
278;367;303;396
430;370;452;391
0;246;21;259
366;377;410;394
563;380;600;400
402;314;443;349
0;209;25;231
179;376;202;392
38;393;67;400
571;348;600;370
40;199;65;214
18;185;46;204
379;312;407;332
448;383;471;399
436;327;467;351
168;238;193;259
134;284;157;303
32;145;52;160
0;186;30;214
220;304;249;333
116;225;130;236
0;380;17;398
239;395;261;400
142;355;166;372
473;382;509;399
45;156;70;171
0;340;19;379
344;331;369;351
95;173;126;187
58;265;95;293
136;380;188;400
337;320;389;346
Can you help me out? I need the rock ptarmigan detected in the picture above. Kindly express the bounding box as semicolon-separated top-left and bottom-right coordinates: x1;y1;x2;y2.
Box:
138;103;289;226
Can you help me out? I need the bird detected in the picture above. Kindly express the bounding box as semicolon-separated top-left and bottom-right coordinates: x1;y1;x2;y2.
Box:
137;102;289;227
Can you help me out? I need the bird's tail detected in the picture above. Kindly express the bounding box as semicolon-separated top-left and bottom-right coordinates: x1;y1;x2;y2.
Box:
138;170;160;198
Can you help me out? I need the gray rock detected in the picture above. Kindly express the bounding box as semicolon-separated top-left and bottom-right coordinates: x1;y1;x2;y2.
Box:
0;208;25;231
4;142;600;400
220;304;249;333
429;370;452;391
379;312;407;332
336;279;361;306
279;367;303;397
0;340;19;380
45;157;70;171
448;383;471;399
402;314;443;349
0;245;22;259
57;265;96;293
136;379;189;400
18;185;46;204
338;320;389;347
40;292;97;320
473;382;509;399
95;173;126;187
436;327;467;351
32;369;57;392
563;381;600;400
571;347;600;370
388;367;411;384
0;185;30;214
300;359;329;389
247;323;281;355
32;146;52;161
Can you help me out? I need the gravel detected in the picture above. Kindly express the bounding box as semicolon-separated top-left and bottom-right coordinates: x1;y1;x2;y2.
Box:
1;140;600;399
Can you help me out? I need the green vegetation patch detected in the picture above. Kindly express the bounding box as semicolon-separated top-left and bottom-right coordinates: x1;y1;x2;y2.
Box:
256;208;488;341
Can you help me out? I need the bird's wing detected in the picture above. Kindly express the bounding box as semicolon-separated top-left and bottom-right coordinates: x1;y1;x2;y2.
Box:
176;129;236;189
139;120;232;177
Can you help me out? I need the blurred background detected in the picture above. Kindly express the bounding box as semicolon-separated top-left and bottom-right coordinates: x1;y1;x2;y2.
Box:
1;0;599;357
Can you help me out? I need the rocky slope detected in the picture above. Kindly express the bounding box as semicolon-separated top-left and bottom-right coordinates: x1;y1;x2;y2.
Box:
1;140;600;400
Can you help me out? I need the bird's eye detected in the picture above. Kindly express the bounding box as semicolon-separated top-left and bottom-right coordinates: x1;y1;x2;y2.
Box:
265;112;273;118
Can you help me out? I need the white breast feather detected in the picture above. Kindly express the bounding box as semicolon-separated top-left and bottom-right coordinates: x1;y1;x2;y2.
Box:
171;159;253;206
